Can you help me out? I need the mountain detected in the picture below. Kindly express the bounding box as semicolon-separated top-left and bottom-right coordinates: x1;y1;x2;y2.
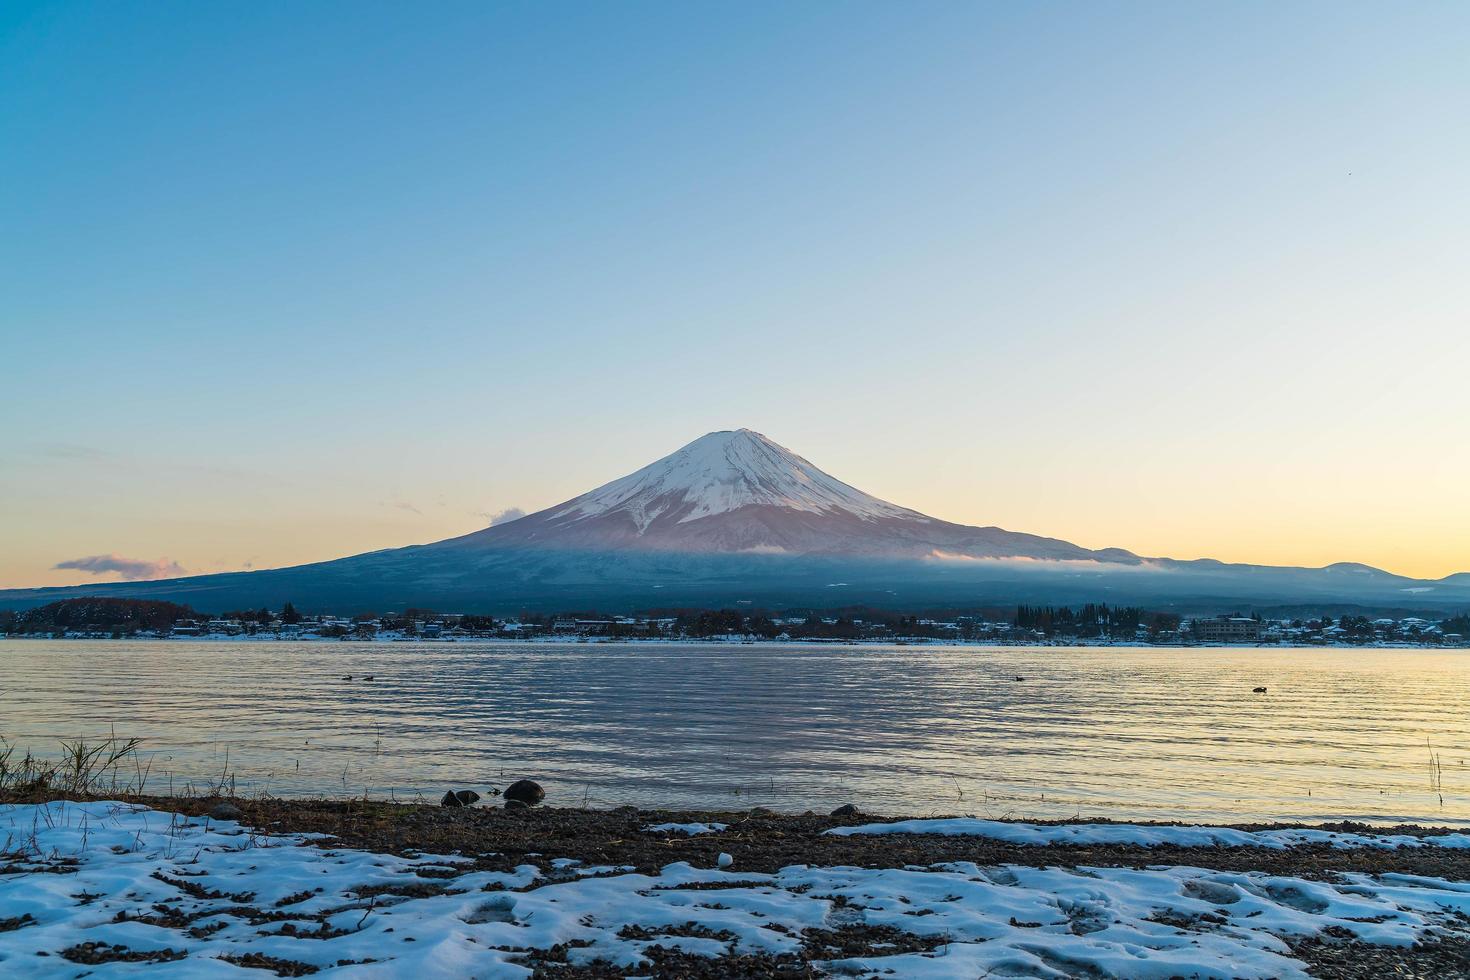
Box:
3;429;1468;615
434;429;1136;563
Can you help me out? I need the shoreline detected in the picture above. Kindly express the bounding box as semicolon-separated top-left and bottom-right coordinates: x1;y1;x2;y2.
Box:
8;790;1470;879
5;634;1466;650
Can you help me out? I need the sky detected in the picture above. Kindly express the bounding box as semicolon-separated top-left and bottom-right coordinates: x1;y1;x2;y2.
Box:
2;1;1468;589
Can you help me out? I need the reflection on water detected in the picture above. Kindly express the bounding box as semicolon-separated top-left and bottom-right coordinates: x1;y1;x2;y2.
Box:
1;641;1466;825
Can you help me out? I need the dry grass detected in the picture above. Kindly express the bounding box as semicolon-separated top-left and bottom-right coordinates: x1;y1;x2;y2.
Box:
0;733;151;798
0;729;254;803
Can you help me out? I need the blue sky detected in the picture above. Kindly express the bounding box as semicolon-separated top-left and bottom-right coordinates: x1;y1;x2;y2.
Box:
3;1;1468;586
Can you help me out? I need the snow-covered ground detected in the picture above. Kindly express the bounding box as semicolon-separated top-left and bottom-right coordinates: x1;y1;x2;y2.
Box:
827;817;1470;851
3;802;1469;978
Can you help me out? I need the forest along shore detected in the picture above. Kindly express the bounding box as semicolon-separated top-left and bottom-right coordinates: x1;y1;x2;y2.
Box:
2;794;1469;978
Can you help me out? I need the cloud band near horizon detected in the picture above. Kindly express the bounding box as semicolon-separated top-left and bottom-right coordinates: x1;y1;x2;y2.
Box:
54;554;187;581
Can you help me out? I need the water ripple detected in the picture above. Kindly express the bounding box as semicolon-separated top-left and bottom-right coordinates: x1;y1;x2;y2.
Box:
0;641;1465;824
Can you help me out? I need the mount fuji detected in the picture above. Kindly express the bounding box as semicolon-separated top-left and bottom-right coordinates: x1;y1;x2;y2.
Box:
3;429;1467;614
438;429;1134;563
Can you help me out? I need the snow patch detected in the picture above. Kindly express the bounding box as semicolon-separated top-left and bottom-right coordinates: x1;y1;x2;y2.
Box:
551;429;923;529
826;818;1470;850
643;822;728;836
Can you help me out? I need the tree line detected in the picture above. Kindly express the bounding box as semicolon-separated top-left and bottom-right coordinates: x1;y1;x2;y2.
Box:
6;596;1462;642
1014;603;1182;637
0;598;197;636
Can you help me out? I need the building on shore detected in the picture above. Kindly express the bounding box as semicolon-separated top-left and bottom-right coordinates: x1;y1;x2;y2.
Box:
1190;616;1264;644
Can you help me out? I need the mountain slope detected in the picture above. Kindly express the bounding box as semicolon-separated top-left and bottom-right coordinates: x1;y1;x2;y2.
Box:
2;429;1466;614
549;428;921;527
437;429;1133;562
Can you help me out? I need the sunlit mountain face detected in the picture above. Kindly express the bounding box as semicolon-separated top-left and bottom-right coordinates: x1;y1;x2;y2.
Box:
3;430;1468;615
434;429;1137;562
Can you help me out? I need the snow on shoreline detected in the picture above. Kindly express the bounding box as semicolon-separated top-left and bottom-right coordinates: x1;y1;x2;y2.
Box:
643;821;728;836
2;802;1469;978
825;817;1470;850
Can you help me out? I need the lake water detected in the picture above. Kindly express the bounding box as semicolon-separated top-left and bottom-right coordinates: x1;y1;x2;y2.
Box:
1;640;1465;825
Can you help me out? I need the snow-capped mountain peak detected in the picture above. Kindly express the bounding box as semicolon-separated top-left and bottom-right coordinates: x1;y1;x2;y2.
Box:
551;429;921;532
452;428;1114;561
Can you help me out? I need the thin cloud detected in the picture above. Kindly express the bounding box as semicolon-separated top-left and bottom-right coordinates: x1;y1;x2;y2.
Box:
484;507;526;526
925;551;1166;572
30;442;114;461
54;554;187;581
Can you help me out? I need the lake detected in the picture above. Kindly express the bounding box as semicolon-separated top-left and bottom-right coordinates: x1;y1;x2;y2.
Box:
1;640;1465;825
